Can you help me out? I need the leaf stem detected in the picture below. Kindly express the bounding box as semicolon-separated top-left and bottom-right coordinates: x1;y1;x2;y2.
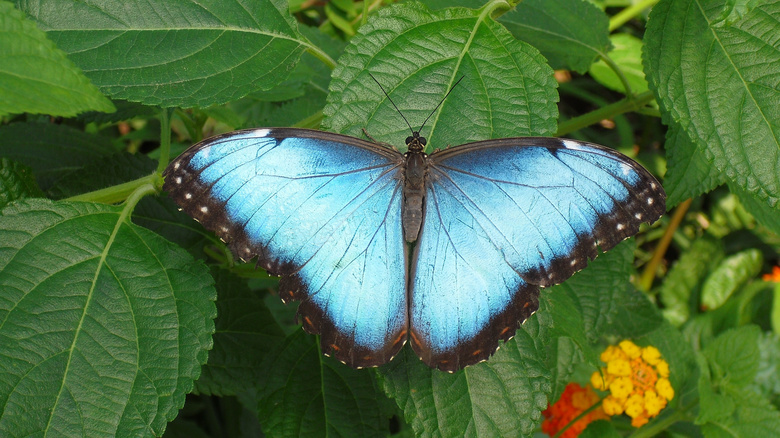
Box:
556;90;655;136
65;173;162;204
639;198;690;291
609;0;659;31
599;53;634;97
304;43;337;70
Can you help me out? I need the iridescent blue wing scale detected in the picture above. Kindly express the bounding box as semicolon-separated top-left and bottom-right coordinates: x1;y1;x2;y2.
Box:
410;137;665;370
163;128;409;368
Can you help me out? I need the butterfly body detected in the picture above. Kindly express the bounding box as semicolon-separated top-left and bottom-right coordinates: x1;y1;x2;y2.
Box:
164;128;665;371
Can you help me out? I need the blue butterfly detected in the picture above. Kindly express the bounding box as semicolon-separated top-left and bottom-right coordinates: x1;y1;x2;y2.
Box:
163;119;664;372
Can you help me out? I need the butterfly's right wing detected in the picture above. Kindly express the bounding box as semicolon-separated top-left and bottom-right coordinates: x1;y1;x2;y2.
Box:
164;128;408;368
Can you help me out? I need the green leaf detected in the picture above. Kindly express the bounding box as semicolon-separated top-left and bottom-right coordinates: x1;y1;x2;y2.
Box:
580;420;621;438
698;327;780;436
548;337;585;403
703;325;761;387
0;122;115;191
0;199;216;437
644;0;780;207
661;236;724;326
701;249;763;310
0;158;44;208
589;33;648;94
556;240;636;344
0;1;114;116
195;269;285;396
253;331;389;437
664;120;727;207
755;332;780;399
499;0;611;74
607;286;665;339
380;310;552;437
730;182;780;236
16;0;308;108
701;390;780;438
324;2;558;152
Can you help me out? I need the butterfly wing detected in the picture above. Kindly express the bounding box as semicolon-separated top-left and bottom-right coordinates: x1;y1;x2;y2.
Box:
410;138;665;371
164;128;409;368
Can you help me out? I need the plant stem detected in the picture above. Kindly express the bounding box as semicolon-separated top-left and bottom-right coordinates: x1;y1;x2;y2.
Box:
639;198;691;291
610;0;659;31
156;107;173;174
66;173;162;204
556;90;655;136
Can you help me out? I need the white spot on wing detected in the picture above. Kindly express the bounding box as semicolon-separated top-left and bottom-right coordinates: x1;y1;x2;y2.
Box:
200;206;208;213
562;139;587;151
174;162;180;170
175;176;182;184
255;128;271;137
635;213;642;219
185;193;192;199
647;198;654;205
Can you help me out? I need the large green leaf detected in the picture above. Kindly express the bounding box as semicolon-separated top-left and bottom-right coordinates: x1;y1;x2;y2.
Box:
323;2;558;152
15;0;308;108
499;0;611;74
0;158;44;208
644;0;780;207
380;309;552;438
252;331;390;437
0;199;216;437
0;122;115;191
0;1;114;116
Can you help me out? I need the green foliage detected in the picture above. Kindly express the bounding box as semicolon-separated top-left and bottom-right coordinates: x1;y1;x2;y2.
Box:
0;0;779;437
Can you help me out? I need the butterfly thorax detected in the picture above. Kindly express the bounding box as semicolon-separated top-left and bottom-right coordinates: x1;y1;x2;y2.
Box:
402;132;428;242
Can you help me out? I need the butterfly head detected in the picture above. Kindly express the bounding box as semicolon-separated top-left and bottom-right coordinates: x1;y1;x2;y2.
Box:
406;131;427;153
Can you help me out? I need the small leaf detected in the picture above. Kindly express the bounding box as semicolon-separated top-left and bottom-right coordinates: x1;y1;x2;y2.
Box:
324;2;558;152
703;325;761;387
700;389;780;438
0;199;216;437
380;310;552;437
254;331;389;437
500;0;611;74
589;33;649;94
0;158;45;208
17;0;309;108
580;420;621;438
701;249;763;310
644;0;780;207
730;182;780;236
607;287;665;339
661;236;724;326
0;1;114;116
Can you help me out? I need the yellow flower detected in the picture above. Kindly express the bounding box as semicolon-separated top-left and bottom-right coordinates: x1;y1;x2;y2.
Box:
656;378;675;400
593;340;674;428
607;358;632;377
619;340;642;359
602;395;624;415
609;377;634;400
656;360;670;378
642;346;662;365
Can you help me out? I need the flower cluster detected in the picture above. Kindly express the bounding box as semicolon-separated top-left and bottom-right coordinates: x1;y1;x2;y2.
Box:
590;340;674;427
541;382;609;438
763;266;780;282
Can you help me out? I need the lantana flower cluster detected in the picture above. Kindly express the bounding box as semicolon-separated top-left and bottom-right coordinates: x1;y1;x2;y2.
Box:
590;340;674;427
541;382;608;438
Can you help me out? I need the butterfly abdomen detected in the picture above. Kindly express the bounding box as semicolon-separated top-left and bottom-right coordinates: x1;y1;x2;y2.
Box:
403;150;427;242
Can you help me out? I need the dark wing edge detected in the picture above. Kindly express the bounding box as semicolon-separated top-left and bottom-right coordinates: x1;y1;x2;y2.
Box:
431;137;666;287
163;128;407;368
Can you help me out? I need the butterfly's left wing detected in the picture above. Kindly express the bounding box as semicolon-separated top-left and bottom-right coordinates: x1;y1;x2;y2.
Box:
163;128;409;368
410;138;665;371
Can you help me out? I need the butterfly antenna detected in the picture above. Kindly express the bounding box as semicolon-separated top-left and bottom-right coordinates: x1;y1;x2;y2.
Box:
418;75;465;133
368;73;415;135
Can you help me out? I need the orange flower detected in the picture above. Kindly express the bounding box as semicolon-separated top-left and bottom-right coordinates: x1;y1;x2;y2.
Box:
542;383;609;438
763;266;780;282
591;340;674;427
